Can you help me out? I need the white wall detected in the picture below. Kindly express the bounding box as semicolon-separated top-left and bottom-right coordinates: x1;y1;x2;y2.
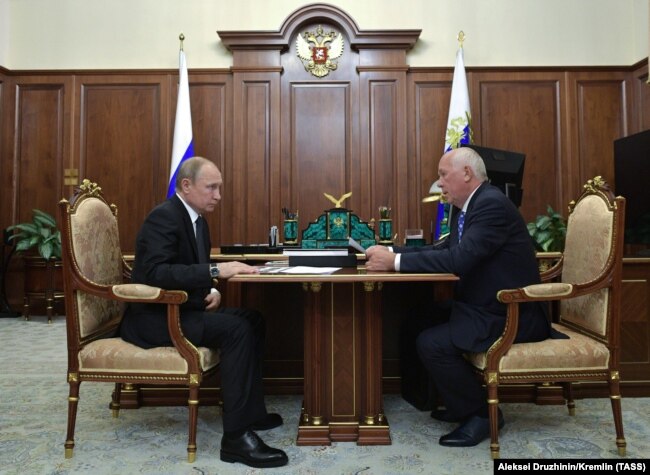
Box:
2;0;648;70
0;0;9;67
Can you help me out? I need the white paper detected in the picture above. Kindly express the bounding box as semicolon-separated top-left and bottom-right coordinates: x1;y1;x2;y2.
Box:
282;266;341;274
348;237;367;254
258;266;341;274
283;249;348;256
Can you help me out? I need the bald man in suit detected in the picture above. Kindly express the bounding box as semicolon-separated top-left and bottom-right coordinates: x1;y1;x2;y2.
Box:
120;157;288;468
366;147;556;447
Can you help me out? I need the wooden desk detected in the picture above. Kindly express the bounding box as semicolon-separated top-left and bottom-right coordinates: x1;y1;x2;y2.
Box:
229;267;458;446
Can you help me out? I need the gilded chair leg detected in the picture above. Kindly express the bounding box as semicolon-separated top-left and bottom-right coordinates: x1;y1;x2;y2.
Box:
487;381;500;459
609;372;626;456
110;383;122;418
65;379;80;459
187;387;199;463
564;382;576;416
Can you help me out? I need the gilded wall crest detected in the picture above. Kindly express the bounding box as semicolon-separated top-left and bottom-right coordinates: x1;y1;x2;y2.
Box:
296;25;344;78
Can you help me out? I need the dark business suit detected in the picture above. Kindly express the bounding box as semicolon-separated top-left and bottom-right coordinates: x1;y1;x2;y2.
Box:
396;182;552;418
120;195;267;431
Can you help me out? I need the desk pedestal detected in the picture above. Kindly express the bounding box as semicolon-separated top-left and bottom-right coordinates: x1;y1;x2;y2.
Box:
298;281;390;445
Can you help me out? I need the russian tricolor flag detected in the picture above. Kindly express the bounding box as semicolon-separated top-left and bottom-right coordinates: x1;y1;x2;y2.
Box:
167;49;194;198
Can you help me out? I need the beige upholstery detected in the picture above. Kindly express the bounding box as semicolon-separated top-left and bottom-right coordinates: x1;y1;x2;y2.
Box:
78;338;220;373
59;179;219;463
468;176;626;459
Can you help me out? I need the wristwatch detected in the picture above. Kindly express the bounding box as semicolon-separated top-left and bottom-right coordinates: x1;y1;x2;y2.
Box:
209;263;220;278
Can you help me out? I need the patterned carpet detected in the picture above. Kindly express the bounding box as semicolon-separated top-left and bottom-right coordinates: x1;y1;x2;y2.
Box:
1;316;648;475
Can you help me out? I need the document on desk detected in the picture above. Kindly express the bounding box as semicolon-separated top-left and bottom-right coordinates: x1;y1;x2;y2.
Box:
348;237;367;254
258;266;341;274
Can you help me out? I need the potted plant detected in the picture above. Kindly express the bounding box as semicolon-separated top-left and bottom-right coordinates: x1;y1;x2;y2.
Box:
6;209;63;321
7;209;61;260
527;205;567;252
527;205;567;273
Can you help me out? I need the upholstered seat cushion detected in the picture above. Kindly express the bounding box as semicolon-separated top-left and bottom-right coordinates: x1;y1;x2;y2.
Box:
78;338;220;374
467;323;609;373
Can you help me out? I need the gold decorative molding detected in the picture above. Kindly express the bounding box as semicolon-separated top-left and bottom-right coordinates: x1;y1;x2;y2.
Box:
79;178;102;196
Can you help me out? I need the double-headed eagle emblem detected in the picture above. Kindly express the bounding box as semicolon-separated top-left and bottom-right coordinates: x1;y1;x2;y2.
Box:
296;25;344;78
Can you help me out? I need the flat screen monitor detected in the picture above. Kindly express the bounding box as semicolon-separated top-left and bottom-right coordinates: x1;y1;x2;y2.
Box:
614;129;650;254
462;144;526;207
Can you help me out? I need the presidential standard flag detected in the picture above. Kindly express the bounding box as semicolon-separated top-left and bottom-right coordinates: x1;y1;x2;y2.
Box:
167;48;195;198
434;37;473;239
444;42;472;152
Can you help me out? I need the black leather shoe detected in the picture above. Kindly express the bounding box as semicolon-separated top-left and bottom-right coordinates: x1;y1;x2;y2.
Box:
251;412;283;431
430;408;462;423
439;410;505;447
220;429;288;468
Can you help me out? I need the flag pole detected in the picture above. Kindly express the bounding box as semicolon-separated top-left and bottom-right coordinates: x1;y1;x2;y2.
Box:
167;33;195;198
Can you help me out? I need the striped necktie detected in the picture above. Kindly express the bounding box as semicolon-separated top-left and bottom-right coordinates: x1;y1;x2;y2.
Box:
457;211;466;242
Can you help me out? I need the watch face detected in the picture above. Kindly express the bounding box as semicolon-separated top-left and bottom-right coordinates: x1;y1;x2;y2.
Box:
210;265;219;277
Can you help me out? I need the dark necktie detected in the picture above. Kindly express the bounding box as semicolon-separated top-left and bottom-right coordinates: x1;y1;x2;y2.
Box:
457;211;466;242
195;216;209;263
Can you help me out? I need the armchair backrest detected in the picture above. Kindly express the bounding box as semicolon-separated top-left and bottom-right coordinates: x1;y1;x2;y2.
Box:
558;177;625;343
60;181;124;341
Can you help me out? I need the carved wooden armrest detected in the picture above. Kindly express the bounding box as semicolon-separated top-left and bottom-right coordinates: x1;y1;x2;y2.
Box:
497;282;574;303
109;284;187;304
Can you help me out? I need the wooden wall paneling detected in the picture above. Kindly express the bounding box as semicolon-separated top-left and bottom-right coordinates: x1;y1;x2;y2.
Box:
229;72;280;245
567;71;629;196
474;72;565;222
0;70;8;232
632;61;649;133
184;72;232;246
1;74;73;309
360;71;409;241
75;74;168;253
620;259;650;382
408;71;453;240
288;81;353;230
12;76;73;226
278;17;363;235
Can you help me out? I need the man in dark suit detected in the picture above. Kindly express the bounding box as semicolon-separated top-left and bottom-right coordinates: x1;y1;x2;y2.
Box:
120;156;288;468
366;146;553;447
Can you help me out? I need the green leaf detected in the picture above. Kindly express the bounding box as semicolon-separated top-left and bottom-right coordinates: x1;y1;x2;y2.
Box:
39;242;53;260
15;240;33;252
9;223;39;234
32;209;57;227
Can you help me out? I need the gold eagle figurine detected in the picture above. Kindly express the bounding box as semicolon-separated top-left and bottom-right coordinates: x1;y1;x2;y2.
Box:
323;191;352;208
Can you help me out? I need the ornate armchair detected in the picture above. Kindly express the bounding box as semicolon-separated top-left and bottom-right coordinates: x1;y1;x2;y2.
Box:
466;176;626;459
59;180;220;462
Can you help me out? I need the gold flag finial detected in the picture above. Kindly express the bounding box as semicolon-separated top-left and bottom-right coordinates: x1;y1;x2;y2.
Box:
457;31;466;48
179;33;185;51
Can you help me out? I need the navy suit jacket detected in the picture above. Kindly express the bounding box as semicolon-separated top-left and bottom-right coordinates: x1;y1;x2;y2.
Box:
396;182;551;352
120;195;213;348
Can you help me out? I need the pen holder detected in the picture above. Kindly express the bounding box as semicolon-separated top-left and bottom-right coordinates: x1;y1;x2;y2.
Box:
378;218;393;244
283;219;298;245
